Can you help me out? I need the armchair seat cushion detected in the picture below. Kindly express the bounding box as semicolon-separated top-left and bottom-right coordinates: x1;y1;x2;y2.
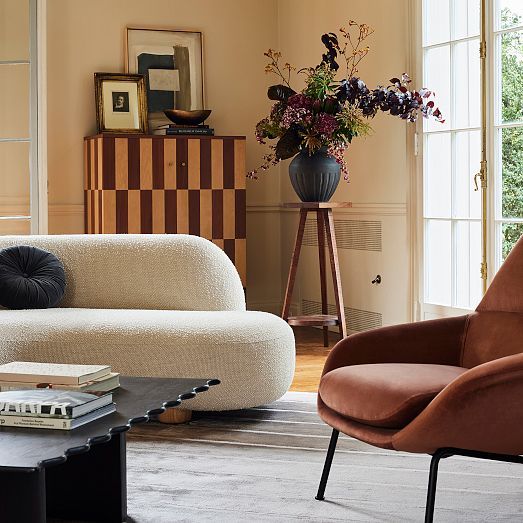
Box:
319;363;468;429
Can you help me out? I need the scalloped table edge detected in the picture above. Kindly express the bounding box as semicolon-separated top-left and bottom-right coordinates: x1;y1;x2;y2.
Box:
36;378;221;470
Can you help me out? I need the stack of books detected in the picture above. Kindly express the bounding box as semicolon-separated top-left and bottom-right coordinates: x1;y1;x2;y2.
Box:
0;389;115;430
153;124;215;136
0;362;119;430
0;362;119;393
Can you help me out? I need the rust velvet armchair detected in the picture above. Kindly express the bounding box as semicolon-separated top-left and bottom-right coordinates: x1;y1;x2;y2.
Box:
316;236;523;522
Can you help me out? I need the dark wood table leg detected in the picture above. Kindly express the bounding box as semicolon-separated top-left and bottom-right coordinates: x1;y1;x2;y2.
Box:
325;209;347;339
0;467;46;523
317;210;329;347
46;432;127;522
282;209;308;320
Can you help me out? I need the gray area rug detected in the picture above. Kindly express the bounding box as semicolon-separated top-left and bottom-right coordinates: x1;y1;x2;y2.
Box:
126;392;522;522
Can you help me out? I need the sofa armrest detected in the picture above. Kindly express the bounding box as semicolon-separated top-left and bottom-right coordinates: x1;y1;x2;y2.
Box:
393;352;523;455
322;315;469;376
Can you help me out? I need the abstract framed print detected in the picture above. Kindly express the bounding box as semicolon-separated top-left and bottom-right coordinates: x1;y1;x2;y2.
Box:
125;27;204;129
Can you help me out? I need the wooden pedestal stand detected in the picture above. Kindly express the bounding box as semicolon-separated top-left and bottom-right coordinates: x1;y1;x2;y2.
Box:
282;202;349;347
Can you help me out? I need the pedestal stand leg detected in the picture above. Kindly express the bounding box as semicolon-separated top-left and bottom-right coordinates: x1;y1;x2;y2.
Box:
282;209;308;320
325;209;347;339
317;211;329;347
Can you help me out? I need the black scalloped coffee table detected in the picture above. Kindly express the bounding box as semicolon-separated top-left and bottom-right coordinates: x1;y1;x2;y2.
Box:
0;376;219;523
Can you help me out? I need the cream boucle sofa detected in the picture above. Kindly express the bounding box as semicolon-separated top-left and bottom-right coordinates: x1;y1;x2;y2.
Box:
0;234;295;410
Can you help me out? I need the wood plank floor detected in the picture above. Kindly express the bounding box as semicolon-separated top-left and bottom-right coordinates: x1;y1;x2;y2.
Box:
290;326;340;392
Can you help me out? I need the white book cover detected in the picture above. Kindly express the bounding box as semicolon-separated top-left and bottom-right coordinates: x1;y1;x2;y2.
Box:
0;372;120;393
0;362;111;385
0;389;113;418
0;403;116;430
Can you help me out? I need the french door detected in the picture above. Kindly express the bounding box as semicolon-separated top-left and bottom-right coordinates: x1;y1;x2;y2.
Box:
0;0;46;235
420;0;523;318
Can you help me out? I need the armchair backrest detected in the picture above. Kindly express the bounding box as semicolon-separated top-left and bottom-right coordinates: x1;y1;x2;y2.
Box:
462;236;523;367
0;234;246;312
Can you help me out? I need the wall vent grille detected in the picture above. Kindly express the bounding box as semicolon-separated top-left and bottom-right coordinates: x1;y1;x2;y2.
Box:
302;218;382;252
302;299;382;332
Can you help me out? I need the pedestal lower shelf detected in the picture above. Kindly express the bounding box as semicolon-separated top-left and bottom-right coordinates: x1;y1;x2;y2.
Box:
286;314;340;327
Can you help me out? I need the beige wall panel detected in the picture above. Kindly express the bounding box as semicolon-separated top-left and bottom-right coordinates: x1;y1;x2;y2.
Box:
49;207;85;235
0;64;29;139
0;218;30;235
0;141;30;214
0;0;29;61
115;138;129;189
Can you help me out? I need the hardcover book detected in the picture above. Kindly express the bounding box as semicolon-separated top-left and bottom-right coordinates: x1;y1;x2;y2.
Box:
0;403;116;430
0;372;120;393
0;362;111;385
0;389;113;418
166;127;214;135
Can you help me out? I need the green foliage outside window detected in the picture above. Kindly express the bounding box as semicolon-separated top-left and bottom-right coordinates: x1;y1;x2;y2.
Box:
501;9;523;258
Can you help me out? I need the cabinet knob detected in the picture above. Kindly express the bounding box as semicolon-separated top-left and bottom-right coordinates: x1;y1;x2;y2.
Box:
181;161;187;167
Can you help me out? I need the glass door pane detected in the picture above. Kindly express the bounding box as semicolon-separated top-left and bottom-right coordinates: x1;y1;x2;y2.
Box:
0;0;33;235
494;1;523;268
422;0;481;314
0;0;30;61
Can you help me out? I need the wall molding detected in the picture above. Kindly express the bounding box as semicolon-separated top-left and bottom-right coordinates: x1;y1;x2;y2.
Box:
2;202;406;221
49;204;84;217
247;202;407;216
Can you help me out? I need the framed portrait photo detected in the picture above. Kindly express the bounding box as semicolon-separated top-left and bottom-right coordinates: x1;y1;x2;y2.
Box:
125;27;204;129
94;72;148;134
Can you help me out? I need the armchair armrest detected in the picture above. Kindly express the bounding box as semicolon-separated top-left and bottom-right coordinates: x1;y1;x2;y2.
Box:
393;352;523;455
322;315;469;376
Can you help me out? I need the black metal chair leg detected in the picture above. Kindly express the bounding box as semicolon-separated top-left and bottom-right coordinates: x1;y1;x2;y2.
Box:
315;428;339;501
425;450;445;523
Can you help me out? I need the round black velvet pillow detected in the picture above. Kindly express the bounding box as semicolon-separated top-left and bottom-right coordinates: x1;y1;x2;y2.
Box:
0;246;66;310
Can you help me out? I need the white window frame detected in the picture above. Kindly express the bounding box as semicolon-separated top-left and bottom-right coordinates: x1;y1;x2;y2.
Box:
414;0;483;319
0;0;47;234
488;0;523;276
414;0;523;319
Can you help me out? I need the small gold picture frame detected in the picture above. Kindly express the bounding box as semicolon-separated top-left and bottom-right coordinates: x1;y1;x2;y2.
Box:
94;72;148;134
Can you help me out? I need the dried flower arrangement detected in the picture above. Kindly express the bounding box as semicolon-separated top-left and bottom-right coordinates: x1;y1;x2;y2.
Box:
249;21;444;181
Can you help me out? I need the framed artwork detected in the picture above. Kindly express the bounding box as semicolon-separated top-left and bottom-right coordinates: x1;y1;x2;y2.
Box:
94;73;148;134
125;26;204;129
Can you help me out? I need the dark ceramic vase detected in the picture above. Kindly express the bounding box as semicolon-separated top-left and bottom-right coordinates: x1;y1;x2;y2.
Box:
288;147;341;202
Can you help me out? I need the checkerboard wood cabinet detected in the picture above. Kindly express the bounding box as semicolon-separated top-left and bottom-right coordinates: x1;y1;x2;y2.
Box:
84;134;247;286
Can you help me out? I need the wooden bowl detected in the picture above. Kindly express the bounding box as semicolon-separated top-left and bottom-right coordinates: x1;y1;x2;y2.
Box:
163;109;212;126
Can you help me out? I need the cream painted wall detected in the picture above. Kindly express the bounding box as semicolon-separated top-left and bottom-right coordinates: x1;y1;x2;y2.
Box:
45;0;282;309
276;0;413;326
42;0;413;319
